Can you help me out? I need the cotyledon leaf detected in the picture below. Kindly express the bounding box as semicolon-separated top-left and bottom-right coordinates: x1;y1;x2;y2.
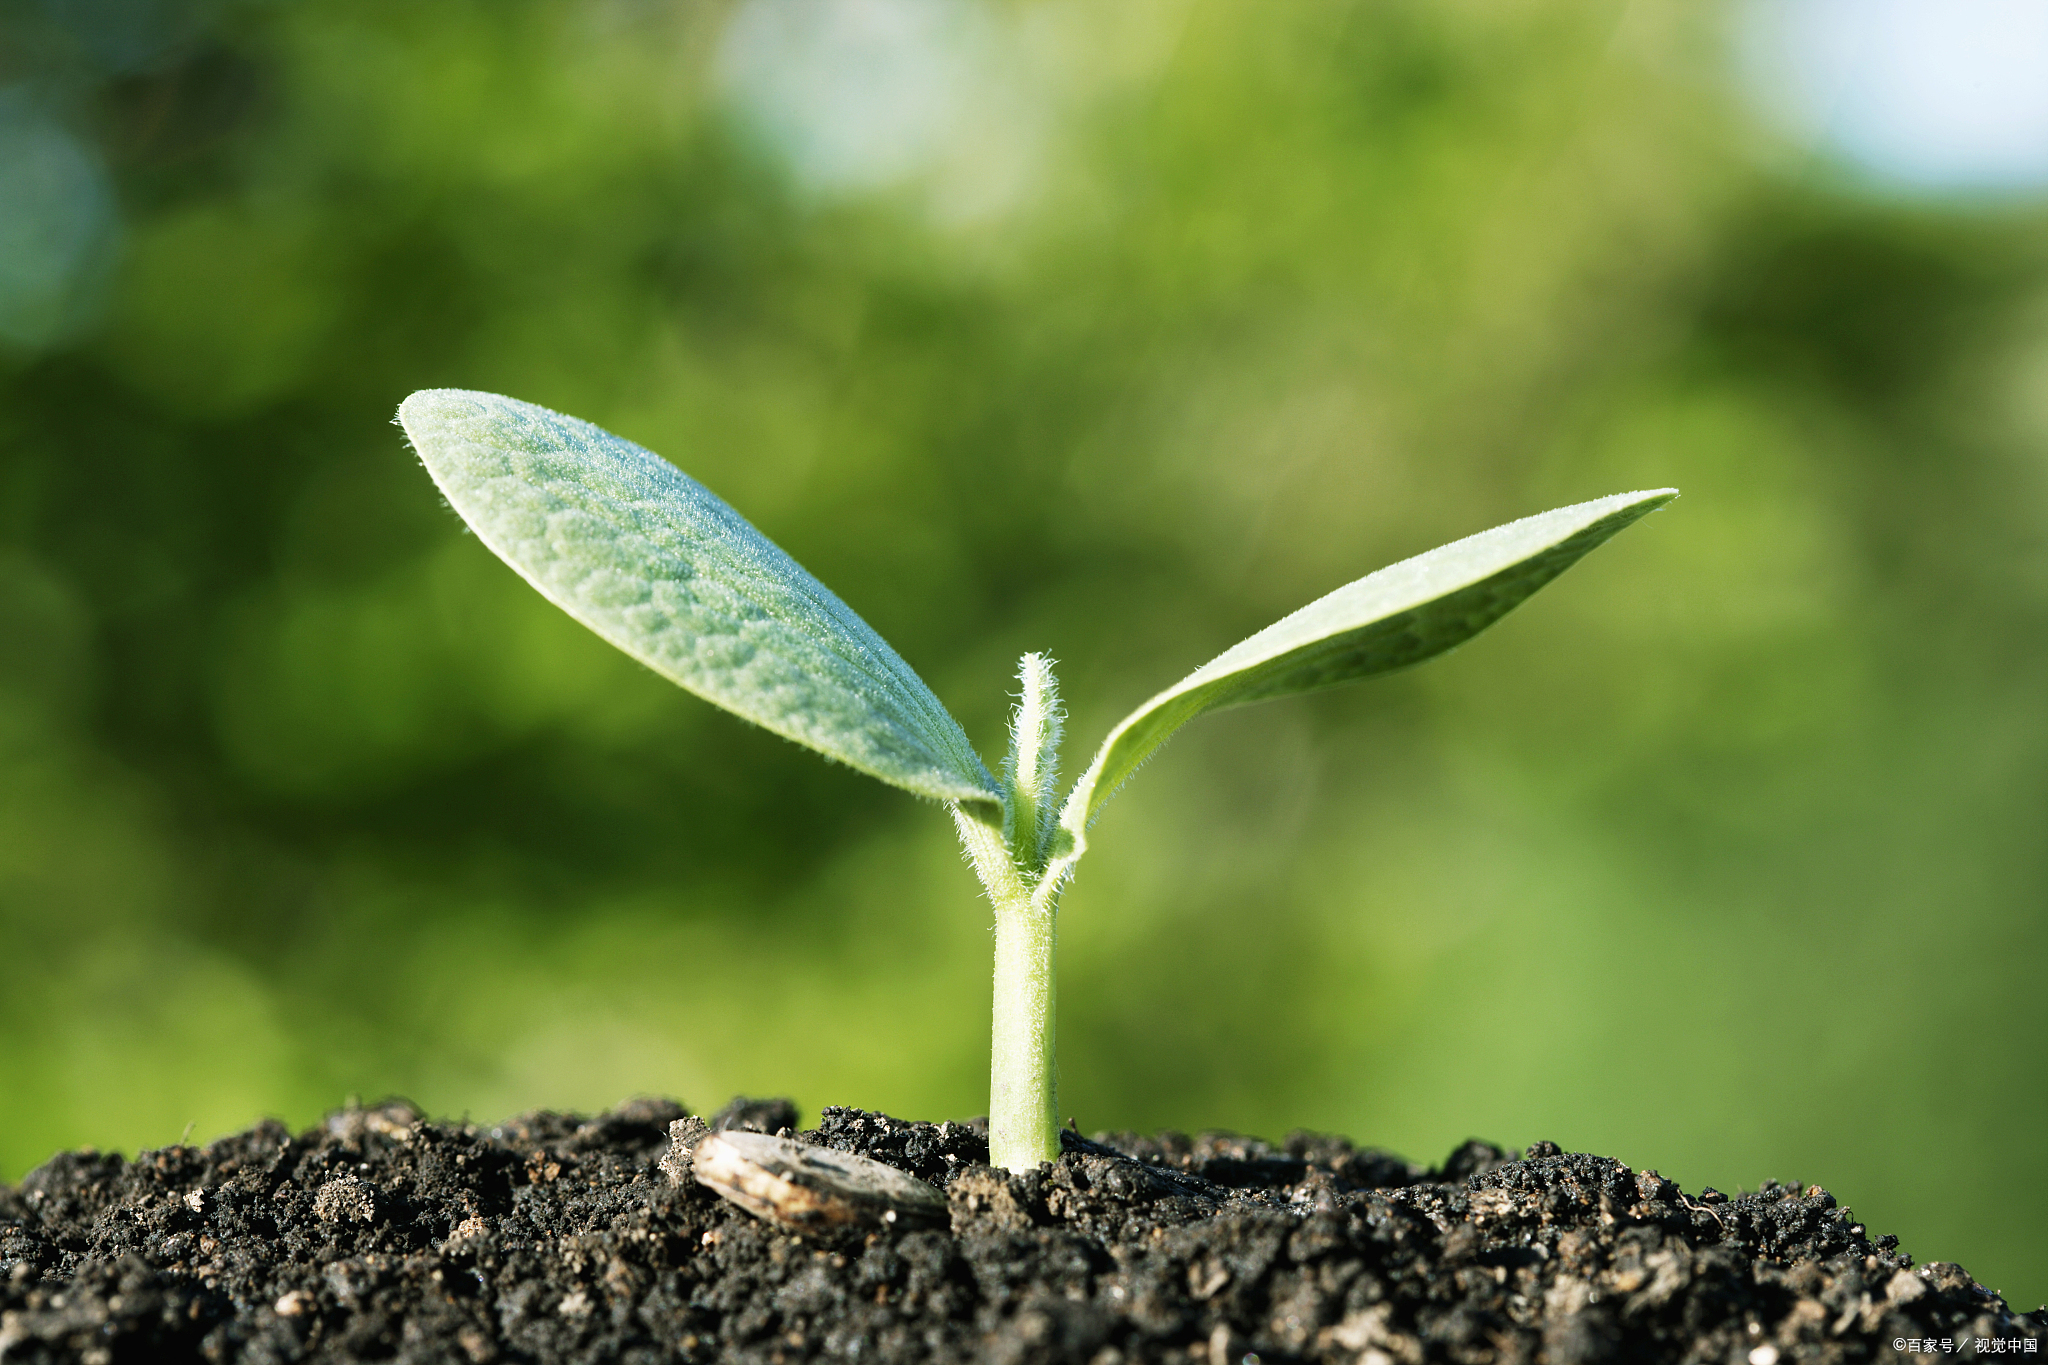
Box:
399;389;1000;807
1035;488;1677;903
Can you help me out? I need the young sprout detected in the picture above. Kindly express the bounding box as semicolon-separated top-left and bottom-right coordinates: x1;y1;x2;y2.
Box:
400;389;1675;1174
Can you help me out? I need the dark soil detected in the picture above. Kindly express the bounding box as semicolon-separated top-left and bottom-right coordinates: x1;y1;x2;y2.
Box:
1;1097;2039;1364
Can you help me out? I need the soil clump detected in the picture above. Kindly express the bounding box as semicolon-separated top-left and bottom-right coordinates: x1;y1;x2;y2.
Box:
1;1097;2039;1363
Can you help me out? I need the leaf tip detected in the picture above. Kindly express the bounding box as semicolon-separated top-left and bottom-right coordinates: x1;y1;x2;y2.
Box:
396;388;501;448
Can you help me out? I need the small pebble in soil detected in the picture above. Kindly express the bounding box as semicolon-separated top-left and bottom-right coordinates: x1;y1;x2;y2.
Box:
0;1095;2040;1363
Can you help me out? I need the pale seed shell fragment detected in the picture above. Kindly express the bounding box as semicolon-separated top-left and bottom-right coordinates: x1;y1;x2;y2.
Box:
691;1130;947;1234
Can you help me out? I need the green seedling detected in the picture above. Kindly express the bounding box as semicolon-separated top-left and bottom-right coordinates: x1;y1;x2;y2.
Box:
399;388;1675;1173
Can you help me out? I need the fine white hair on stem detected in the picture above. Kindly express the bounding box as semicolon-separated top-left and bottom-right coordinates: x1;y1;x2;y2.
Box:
1000;653;1064;874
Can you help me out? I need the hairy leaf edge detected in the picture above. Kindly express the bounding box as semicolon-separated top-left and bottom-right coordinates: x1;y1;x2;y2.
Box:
1031;488;1677;910
398;389;1003;811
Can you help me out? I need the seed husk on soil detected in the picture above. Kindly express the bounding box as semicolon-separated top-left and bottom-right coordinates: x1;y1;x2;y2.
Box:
0;1096;2039;1363
689;1129;948;1234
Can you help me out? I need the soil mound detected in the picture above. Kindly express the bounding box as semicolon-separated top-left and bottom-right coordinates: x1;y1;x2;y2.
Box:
1;1098;2039;1362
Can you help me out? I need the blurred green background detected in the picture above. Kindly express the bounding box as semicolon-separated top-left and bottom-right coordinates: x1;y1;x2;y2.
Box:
4;0;2045;1306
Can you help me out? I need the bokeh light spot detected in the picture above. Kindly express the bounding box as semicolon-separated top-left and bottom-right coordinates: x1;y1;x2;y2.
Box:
713;0;1043;220
0;93;119;349
1743;0;2048;195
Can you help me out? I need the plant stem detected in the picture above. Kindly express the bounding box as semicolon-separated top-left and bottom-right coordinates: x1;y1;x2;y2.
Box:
989;893;1059;1171
957;654;1070;1173
952;801;1063;1171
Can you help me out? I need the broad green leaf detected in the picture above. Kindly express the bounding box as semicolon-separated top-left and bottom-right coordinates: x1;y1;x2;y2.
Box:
1054;488;1677;848
399;389;999;806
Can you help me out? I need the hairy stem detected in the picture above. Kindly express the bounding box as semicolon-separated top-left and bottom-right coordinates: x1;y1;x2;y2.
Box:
955;652;1074;1173
989;894;1058;1170
953;800;1061;1171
